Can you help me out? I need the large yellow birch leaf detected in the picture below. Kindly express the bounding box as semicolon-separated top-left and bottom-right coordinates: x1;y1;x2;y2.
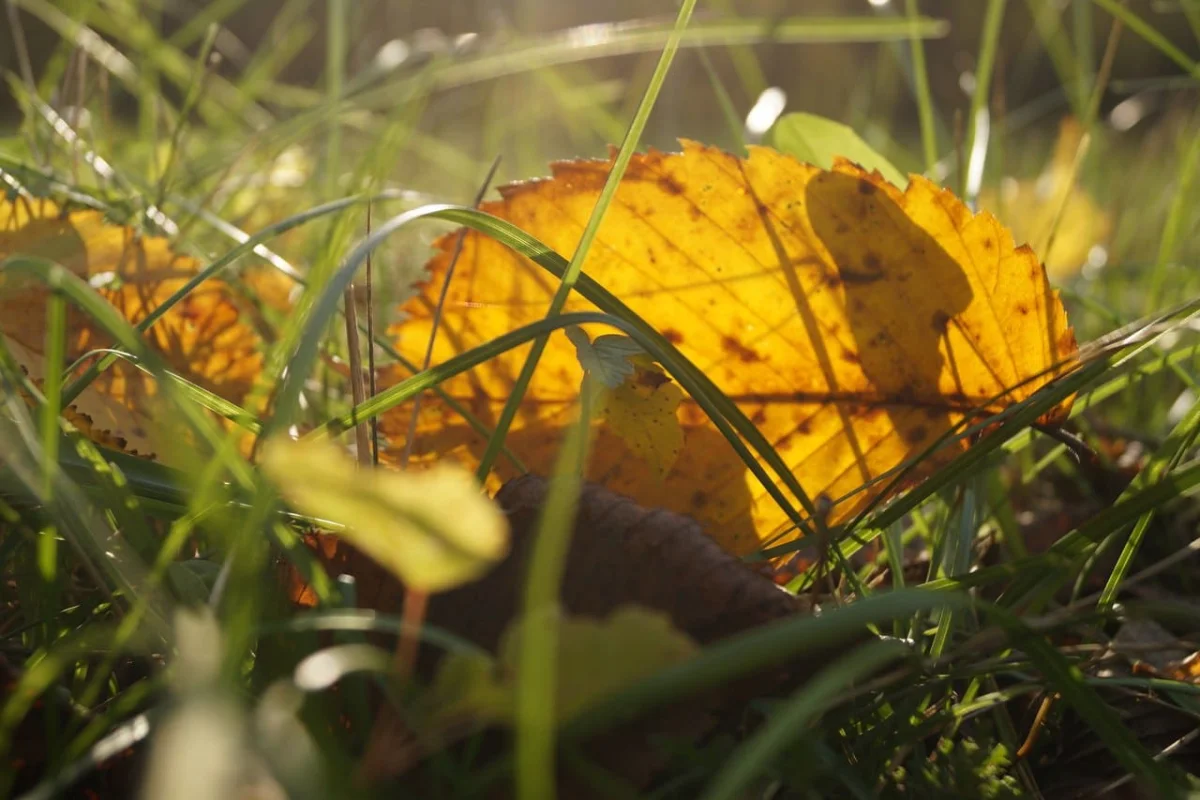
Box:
382;140;1077;556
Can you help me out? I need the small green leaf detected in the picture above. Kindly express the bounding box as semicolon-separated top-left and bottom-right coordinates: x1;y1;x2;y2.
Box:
567;326;637;389
768;112;907;188
591;334;645;364
261;436;509;593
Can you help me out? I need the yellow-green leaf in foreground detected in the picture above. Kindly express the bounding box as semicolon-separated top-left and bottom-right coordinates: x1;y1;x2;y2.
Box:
261;436;509;593
599;365;685;479
425;605;698;728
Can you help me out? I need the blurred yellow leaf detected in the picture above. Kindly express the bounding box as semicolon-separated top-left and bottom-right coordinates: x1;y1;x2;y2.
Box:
382;141;1077;556
0;196;288;460
261;436;509;593
981;117;1111;281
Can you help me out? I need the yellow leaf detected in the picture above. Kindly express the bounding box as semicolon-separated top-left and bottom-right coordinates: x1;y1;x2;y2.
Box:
426;605;697;728
0;196;287;460
260;436;509;593
599;365;684;479
382;140;1077;556
981;117;1111;281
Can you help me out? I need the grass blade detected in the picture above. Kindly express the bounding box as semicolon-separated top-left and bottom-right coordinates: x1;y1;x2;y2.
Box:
473;0;698;483
905;0;939;172
515;380;597;800
699;638;915;800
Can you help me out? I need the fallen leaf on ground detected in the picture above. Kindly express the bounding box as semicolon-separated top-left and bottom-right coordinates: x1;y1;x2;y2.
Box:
382;140;1078;555
261;435;509;593
422;474;808;651
0;195;286;460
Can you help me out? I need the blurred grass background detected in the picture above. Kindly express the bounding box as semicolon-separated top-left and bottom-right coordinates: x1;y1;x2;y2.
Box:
5;1;1197;140
3;1;1196;185
4;0;1199;344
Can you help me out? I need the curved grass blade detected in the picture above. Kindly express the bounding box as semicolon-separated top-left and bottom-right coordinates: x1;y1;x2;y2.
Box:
564;589;966;741
1090;0;1200;76
315;309;807;542
1;256;256;490
59;193;385;409
699;638;916;800
64;349;262;434
351;16;951;110
980;602;1183;793
258;609;488;656
273;203;812;537
473;0;697;499
455;210;822;530
1096;391;1200;607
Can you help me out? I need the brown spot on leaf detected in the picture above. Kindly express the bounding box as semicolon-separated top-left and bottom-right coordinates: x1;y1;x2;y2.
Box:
720;335;760;363
904;425;929;444
840;265;882;284
662;327;684;345
857;180;877;195
636;370;670;389
930;310;951;334
659;175;686;196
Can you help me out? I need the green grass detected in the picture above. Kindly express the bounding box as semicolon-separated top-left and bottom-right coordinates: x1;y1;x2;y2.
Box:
3;0;1200;798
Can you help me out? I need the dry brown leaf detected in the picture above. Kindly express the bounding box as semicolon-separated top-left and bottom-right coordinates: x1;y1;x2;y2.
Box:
356;475;828;792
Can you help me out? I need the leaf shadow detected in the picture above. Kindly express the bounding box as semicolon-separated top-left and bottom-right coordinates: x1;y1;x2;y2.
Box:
804;171;975;492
